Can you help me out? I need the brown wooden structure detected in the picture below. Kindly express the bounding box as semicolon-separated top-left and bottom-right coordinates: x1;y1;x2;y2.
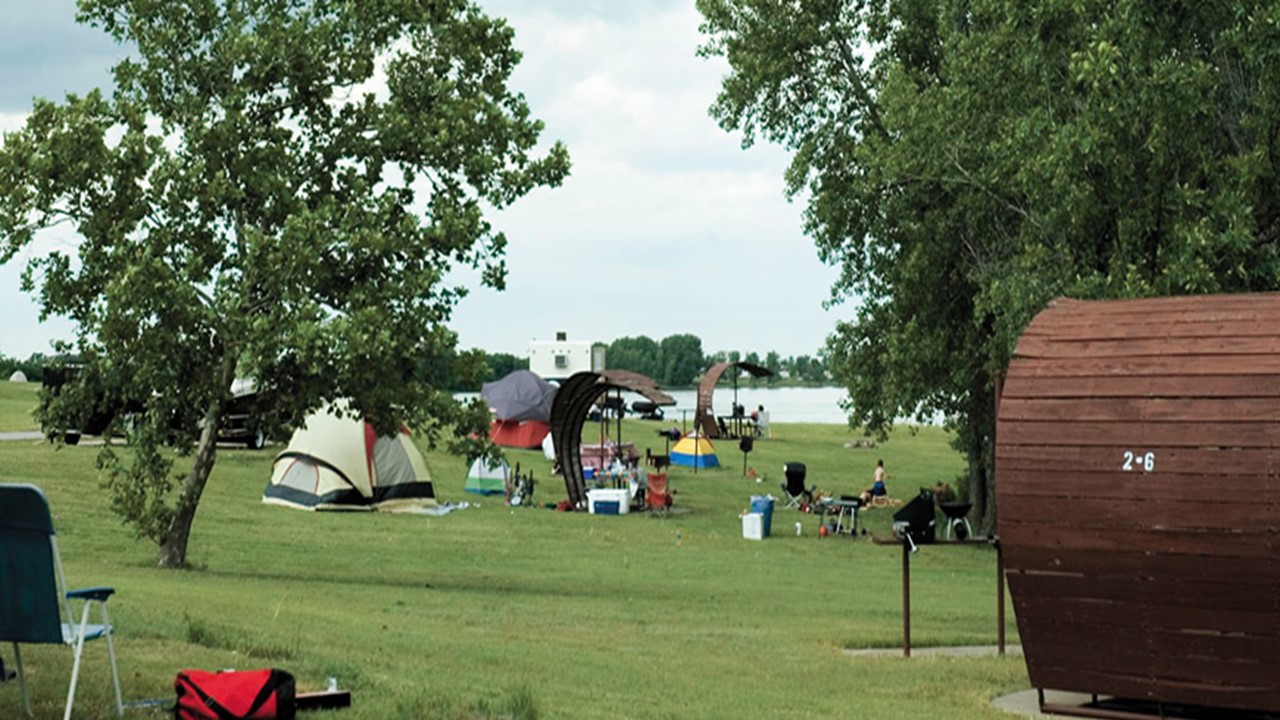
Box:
549;370;674;507
696;361;774;439
996;295;1280;715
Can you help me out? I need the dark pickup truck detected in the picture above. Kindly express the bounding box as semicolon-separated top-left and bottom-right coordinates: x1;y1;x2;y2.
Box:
42;363;270;449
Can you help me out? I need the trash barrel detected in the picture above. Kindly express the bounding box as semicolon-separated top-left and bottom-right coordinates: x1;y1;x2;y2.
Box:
749;495;775;537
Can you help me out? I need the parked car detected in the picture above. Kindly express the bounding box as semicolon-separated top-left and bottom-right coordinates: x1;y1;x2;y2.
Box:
42;363;272;449
41;360;142;445
217;389;270;450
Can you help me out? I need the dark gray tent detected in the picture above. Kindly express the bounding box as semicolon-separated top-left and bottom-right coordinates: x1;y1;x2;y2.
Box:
481;370;558;422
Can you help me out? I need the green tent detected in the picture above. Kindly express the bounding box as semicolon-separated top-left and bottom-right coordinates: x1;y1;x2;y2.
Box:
464;457;510;496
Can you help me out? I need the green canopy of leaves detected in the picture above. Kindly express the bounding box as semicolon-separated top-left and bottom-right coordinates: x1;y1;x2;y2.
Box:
700;0;1280;528
0;0;569;565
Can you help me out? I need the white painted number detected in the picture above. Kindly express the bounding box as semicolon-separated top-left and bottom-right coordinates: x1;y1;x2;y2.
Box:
1121;451;1155;472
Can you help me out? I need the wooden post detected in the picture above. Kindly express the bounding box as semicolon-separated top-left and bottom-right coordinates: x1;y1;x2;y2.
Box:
997;539;1006;655
902;543;911;657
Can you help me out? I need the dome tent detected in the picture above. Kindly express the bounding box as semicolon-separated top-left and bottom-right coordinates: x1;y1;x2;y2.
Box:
481;370;557;422
264;404;436;512
482;370;558;449
464;456;510;496
8;370;26;383
670;431;719;469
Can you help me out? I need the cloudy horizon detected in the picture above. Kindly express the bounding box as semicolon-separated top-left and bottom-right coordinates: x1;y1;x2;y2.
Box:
0;0;848;362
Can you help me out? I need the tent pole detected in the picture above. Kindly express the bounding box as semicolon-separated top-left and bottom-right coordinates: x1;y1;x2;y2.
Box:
732;369;740;437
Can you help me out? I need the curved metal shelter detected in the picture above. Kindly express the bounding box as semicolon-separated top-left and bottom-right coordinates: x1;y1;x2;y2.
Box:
696;362;774;438
997;294;1280;715
549;370;675;506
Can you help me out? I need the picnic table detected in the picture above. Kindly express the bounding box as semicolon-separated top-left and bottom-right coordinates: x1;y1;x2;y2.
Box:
580;442;638;471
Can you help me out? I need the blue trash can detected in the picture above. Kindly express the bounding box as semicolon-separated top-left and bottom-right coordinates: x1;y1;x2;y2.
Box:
749;495;775;537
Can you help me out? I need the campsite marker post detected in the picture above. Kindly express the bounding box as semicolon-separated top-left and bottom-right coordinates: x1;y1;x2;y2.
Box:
881;536;1006;659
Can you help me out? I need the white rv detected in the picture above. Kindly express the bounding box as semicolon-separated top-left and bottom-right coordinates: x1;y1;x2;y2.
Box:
529;332;605;381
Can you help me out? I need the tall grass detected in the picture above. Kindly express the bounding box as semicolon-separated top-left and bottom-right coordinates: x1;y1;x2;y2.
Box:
0;405;1028;719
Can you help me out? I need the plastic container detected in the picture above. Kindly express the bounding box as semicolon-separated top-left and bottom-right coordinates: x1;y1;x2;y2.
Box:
749;495;775;537
742;513;764;540
587;488;629;515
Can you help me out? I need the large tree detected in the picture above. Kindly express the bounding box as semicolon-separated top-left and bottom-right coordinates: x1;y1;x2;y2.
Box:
0;0;569;567
699;0;1280;531
659;333;706;386
607;335;663;380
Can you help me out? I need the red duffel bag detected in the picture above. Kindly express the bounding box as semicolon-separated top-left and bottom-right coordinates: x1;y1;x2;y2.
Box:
174;668;296;720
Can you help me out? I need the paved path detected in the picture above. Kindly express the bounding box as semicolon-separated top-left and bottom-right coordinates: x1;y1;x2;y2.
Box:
0;431;44;441
843;644;1022;659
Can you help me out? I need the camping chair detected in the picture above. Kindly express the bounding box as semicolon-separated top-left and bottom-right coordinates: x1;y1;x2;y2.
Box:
0;484;124;720
646;473;672;513
780;462;812;509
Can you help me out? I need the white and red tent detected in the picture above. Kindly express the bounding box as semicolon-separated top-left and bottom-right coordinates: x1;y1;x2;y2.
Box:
264;405;436;512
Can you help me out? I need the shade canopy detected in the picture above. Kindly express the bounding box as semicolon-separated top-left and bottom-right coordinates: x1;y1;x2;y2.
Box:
548;370;675;506
696;361;775;438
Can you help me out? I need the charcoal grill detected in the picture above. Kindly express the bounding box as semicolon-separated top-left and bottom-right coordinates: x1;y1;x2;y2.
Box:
939;501;973;540
892;489;936;552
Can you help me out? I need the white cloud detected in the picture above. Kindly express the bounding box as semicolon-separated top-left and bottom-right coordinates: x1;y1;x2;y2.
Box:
0;1;844;363
449;1;839;357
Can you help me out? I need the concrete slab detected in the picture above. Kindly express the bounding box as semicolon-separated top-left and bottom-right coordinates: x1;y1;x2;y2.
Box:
993;690;1101;718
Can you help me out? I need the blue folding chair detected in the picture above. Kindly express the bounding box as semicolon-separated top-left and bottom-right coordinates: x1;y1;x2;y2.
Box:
0;483;123;719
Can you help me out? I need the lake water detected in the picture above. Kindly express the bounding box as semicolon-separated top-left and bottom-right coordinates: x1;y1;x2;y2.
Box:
661;386;851;425
460;385;853;425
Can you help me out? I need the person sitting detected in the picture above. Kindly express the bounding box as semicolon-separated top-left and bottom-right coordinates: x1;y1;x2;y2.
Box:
753;404;770;439
932;480;957;505
859;459;889;507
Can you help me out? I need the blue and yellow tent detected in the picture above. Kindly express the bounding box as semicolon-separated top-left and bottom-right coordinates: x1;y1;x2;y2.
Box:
670;432;719;468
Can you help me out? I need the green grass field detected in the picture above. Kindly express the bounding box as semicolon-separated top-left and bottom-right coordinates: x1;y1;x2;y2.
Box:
0;381;38;431
0;382;1028;719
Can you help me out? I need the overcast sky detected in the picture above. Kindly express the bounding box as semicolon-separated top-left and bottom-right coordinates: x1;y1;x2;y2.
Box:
0;0;844;361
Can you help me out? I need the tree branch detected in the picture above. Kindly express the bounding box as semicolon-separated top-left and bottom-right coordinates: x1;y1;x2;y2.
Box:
833;35;887;140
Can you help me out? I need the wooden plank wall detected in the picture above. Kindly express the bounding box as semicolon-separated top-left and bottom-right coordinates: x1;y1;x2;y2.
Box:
996;294;1280;713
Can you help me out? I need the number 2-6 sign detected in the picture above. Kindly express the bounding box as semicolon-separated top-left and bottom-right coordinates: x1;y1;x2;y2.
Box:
1122;451;1156;472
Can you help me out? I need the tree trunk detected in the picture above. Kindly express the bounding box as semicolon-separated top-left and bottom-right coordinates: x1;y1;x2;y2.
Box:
157;357;234;568
968;366;999;536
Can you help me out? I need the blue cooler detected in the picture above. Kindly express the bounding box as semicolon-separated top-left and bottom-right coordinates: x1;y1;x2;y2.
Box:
749;495;775;537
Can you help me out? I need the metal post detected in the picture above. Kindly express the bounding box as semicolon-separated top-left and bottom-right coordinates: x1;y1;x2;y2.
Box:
693;417;700;475
902;542;911;657
614;389;622;462
997;539;1006;655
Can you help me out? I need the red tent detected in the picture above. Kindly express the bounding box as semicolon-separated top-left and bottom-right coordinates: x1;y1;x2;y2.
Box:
488;419;550;449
